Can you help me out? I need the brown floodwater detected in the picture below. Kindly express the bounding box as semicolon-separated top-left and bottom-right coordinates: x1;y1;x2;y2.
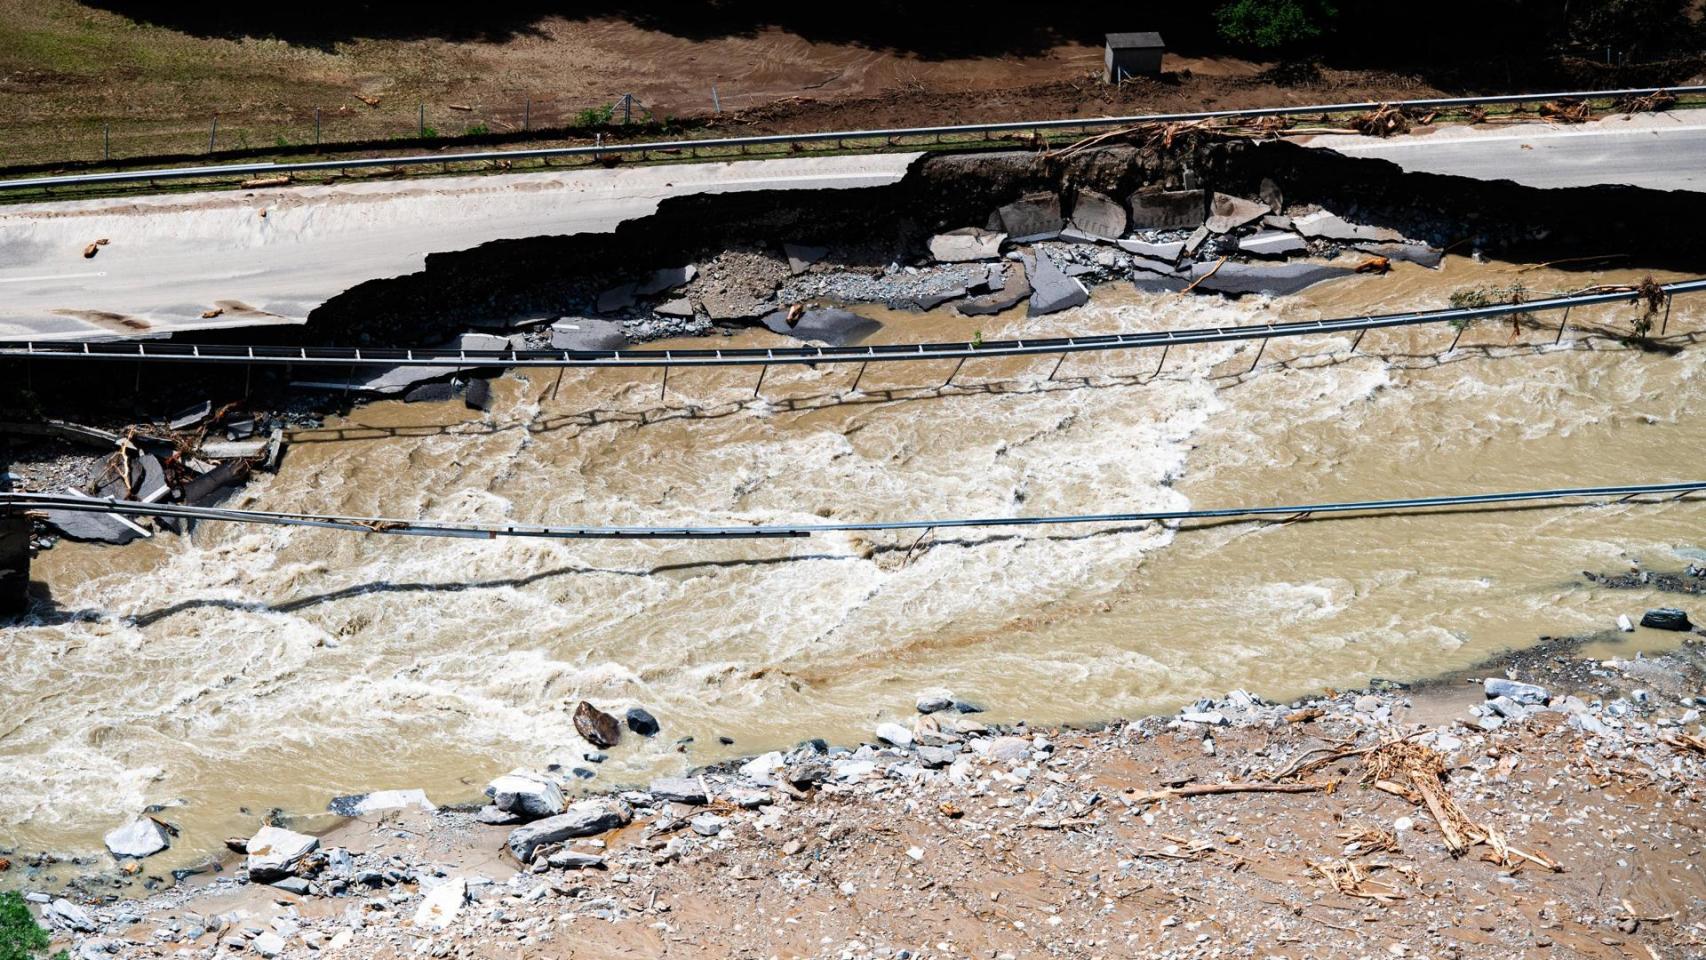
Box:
5;257;1703;879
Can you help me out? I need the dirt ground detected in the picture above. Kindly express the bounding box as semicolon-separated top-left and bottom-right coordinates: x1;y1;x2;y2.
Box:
0;1;1450;170
34;632;1706;959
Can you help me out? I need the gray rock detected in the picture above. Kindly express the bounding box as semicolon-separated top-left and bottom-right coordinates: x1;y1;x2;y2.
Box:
929;228;1006;262
486;770;566;820
506;800;632;862
322;846;355;881
1354;242;1444;269
168;401;213;430
636;265;697;296
648;777;708;805
1204;193;1270;234
270;877;311;896
997;193;1065;241
761;307;880;346
983;736;1032;762
916;695;953;714
1640;608;1693;631
1025;253;1089;317
250;933;285;958
463;377;491;411
783;243;828;275
550;318;628;352
689;813;727;837
1291;210;1403;243
654;297;695;318
1238;231;1308;257
875;722;914;747
245;826;319;882
104;817;170;859
1185;260;1353;297
475;804;522;825
1116;238;1184;261
1128;190;1205;230
983;262;1008;291
1484;677;1551;706
1487;696;1529;721
1179;710;1230;726
915;745;957;768
596;283;638;313
957;263;1031;316
546;849;607;869
327;788;435;816
1068;190;1127;240
45;898;97;933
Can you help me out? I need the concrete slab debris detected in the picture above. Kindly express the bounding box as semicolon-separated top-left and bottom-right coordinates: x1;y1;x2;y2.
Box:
1025;252;1089;317
957;263;1031;316
1354;242;1445;268
595;283;638;313
167;401;212;431
636;265;697;296
1184;225;1210;255
1068;190;1127;240
550;318;628;352
1127;189;1205;230
783;243;829;275
1238;230;1309;257
1292;210;1404;243
1205;193;1271;234
997;193;1065;242
1116;238;1184;261
294;333;511;395
928;228;1006;262
1185;260;1354;296
654;297;695;318
761;307;881;346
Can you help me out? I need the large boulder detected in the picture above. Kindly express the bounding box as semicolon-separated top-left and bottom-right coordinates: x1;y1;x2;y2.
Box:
506;800;632;863
1127;189;1205;230
1204;194;1271;234
104;818;170;859
1291;210;1403;243
573;701;622;748
625;707;661;736
486;771;566;819
1025;253;1089;317
1068;190;1127;240
1640;608;1693;631
929;228;1006;262
996;193;1064;242
246;826;319;882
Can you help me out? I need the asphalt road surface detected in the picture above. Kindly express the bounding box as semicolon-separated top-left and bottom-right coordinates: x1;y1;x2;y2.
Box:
0;154;921;342
1301;111;1706;192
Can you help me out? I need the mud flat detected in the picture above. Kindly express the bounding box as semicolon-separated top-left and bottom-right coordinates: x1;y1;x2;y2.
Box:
19;631;1706;959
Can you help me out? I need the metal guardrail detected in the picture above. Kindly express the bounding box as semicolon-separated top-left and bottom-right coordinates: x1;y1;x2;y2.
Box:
6;482;1702;541
3;280;1697;371
2;85;1702;195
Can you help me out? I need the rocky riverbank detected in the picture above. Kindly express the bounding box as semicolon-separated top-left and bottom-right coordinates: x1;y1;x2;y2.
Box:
18;620;1706;960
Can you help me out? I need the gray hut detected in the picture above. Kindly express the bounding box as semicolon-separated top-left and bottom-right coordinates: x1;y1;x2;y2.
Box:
1105;32;1165;83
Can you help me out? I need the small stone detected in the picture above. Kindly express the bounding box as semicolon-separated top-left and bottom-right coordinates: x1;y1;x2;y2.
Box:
915;694;954;715
625;707;661;736
1179;711;1230;726
649;777;708;805
250;932;286;958
546;849;607;870
689;813;727;837
875;722;914;747
271;877;311;896
984;736;1032;762
1353;695;1381;714
1617;614;1635;632
1393;816;1414;832
1484;677;1550;706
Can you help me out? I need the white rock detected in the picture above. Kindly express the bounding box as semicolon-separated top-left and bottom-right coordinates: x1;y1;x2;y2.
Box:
246;826;319;882
104;818;170;859
250;932;285;958
413;877;467;930
487;770;566;819
738;752;785;786
351;789;436;814
1617;613;1635;632
1394;816;1415;832
874;722;914;747
44;899;96;932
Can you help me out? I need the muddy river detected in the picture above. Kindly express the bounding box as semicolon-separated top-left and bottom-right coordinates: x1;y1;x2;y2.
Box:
5;257;1703;878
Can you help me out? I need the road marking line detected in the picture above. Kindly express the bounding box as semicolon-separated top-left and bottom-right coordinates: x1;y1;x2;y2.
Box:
0;271;108;284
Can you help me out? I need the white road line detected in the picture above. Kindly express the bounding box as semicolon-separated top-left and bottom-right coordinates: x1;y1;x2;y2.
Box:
0;271;108;284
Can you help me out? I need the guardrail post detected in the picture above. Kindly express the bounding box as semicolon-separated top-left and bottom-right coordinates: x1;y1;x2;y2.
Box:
712;84;721;114
1247;338;1267;373
419;104;425;138
753;364;767;398
1350;328;1368;353
659;363;669;400
1554;306;1570;344
943;356;967;387
1661;298;1672;336
1047;353;1068;381
849;361;868;393
1152;343;1170;379
1448;323;1466;352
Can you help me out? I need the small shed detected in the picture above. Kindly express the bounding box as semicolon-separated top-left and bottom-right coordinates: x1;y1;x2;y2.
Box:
1105;32;1165;83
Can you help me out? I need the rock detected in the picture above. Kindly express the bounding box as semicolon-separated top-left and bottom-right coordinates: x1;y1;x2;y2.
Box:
549;318;628;352
996;193;1064;242
875;722;914;747
475;804;522;825
104;817;170;859
1204;194;1271;234
1179;711;1230;726
1618;613;1635;632
1484;677;1551;706
636;265;697;296
271;877;311;896
322;846;354;880
625;707;661;737
595;283;637;313
1025;252;1089;317
739;751;785;786
1128;190;1205;230
761;307;881;346
463;377;492;411
1185;260;1353;297
890;287;967;311
653;297;695;318
1640;608;1693;631
784;759;831;787
984;736;1032;762
649;777;708;805
246;826;319;882
413;877;467;930
726;786;773;808
1238;230;1309;257
402;382;458;403
327;788;436;816
689;813;727;836
1352;694;1382;715
916;694;954;714
1354;242;1443;269
1258;177;1285;210
45;898;97;933
916;745;957;768
929;228;1006;262
250;932;286;958
573;701;622;748
1068;190;1127;240
546;849;607;869
506;800;632;862
487;771;567;819
1116;238;1184;261
783;243;828;275
1292;210;1403;243
1487;696;1529;721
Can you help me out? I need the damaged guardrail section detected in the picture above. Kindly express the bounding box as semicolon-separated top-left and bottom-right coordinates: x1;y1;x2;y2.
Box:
1;85;1702;196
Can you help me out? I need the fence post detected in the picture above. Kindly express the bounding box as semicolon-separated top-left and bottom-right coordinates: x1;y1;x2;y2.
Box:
314;107;321;147
524;98;531;131
622;93;632;125
103;123;110;162
208;116;218;154
711;84;721;114
419;103;425;138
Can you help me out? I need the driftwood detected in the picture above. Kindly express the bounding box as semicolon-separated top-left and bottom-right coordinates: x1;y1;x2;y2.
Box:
1125;780;1328;807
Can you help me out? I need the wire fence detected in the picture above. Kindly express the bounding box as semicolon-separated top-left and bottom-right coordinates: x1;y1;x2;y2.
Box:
5;84;1705;198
